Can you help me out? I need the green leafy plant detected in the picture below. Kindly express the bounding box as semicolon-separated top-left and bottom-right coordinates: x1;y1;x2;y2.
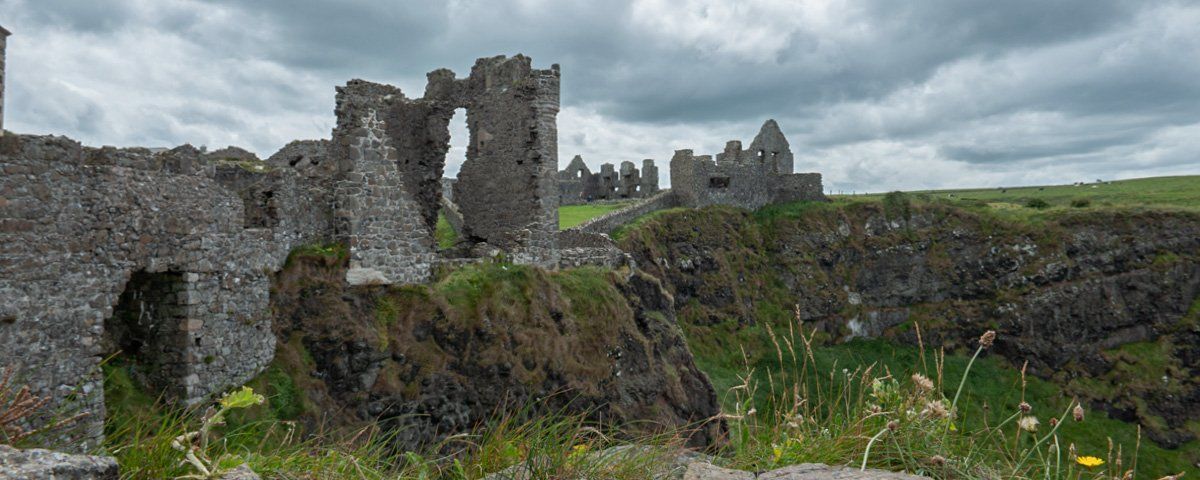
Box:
171;386;264;479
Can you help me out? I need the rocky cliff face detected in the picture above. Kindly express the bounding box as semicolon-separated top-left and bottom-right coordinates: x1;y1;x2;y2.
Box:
619;202;1200;447
268;250;722;450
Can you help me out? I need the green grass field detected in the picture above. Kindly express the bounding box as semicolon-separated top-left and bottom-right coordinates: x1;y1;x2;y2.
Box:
843;175;1200;216
432;202;635;249
557;201;637;230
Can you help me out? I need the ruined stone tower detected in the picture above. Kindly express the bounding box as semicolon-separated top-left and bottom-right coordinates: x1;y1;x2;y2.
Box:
446;56;561;266
1;25;10;134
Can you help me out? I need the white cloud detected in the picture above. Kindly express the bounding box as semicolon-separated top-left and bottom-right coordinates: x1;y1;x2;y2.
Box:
0;0;1196;192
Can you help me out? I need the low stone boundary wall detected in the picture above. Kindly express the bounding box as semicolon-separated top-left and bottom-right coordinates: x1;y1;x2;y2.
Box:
440;196;465;234
569;190;679;235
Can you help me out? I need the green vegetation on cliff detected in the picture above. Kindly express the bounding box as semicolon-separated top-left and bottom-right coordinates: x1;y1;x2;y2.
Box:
846;175;1200;222
613;192;1200;478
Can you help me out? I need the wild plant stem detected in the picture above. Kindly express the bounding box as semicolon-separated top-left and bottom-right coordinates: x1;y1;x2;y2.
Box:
941;344;983;443
1010;400;1075;476
860;426;889;471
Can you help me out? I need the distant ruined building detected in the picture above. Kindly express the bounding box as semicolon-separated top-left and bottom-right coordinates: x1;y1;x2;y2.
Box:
0;40;824;451
562;120;826;236
557;156;660;204
670;119;824;211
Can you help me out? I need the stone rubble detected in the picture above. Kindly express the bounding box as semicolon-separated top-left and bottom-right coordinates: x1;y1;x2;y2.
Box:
0;445;119;480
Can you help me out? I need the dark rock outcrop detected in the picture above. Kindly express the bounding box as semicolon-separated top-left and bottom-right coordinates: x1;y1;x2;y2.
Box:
269;253;722;451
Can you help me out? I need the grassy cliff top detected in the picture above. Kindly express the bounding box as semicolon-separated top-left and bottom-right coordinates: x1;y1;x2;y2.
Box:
844;175;1200;212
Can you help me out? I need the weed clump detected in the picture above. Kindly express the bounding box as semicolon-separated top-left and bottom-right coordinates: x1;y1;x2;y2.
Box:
1025;198;1051;209
882;191;914;222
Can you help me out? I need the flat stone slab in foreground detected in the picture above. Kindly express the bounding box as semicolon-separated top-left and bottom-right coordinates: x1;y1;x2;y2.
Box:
686;462;928;480
0;445;119;480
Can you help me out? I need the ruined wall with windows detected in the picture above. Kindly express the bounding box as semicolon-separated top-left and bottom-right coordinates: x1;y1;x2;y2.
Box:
0;136;298;450
671;119;825;210
557;155;660;204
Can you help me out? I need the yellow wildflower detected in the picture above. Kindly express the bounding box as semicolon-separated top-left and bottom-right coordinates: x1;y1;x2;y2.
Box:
1076;456;1105;468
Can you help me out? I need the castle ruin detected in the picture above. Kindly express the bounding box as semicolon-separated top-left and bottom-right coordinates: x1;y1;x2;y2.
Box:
557;155;659;204
0;54;568;449
0;45;825;451
670;119;825;210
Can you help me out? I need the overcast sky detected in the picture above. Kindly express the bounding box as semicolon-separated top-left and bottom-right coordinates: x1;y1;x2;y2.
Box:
2;0;1198;192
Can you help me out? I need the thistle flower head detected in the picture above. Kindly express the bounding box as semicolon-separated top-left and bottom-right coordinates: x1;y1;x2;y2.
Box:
1073;404;1085;422
921;400;950;419
1018;415;1040;432
979;330;996;349
1019;401;1032;413
911;373;934;393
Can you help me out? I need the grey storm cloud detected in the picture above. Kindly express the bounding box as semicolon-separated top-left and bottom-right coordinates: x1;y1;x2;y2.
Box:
1;0;1197;192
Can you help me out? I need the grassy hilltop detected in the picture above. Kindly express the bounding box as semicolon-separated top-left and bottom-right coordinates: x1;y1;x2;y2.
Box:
846;175;1200;220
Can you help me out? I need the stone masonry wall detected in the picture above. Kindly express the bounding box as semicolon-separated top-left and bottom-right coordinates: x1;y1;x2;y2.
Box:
449;56;561;267
1;28;8;134
0;53;568;452
0;135;302;450
333;80;437;285
671;120;825;211
557;156;660;204
569;190;680;235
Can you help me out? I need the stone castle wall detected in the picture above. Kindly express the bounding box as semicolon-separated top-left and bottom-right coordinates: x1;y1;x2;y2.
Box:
1;28;8;134
0;54;572;450
557;155;660;204
450;56;561;266
333;80;437;285
568;190;680;235
671;120;826;210
0;135;318;449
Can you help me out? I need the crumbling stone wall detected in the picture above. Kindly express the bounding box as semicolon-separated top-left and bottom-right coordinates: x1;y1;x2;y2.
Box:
0;53;570;452
640;159;659;196
0;135;304;450
0;26;9;134
558;156;660;203
333;80;437;285
558;155;591;205
446;56;561;267
671;119;825;210
568;190;680;235
324;55;563;266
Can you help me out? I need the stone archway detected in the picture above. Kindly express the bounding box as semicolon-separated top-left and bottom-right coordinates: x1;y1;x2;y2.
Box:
103;270;190;399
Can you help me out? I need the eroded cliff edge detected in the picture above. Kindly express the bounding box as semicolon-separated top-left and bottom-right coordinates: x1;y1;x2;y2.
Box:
618;201;1200;448
265;248;722;450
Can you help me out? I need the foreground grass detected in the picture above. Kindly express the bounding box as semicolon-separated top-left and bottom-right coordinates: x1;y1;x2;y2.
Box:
95;331;1187;479
101;365;679;479
686;319;1199;479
